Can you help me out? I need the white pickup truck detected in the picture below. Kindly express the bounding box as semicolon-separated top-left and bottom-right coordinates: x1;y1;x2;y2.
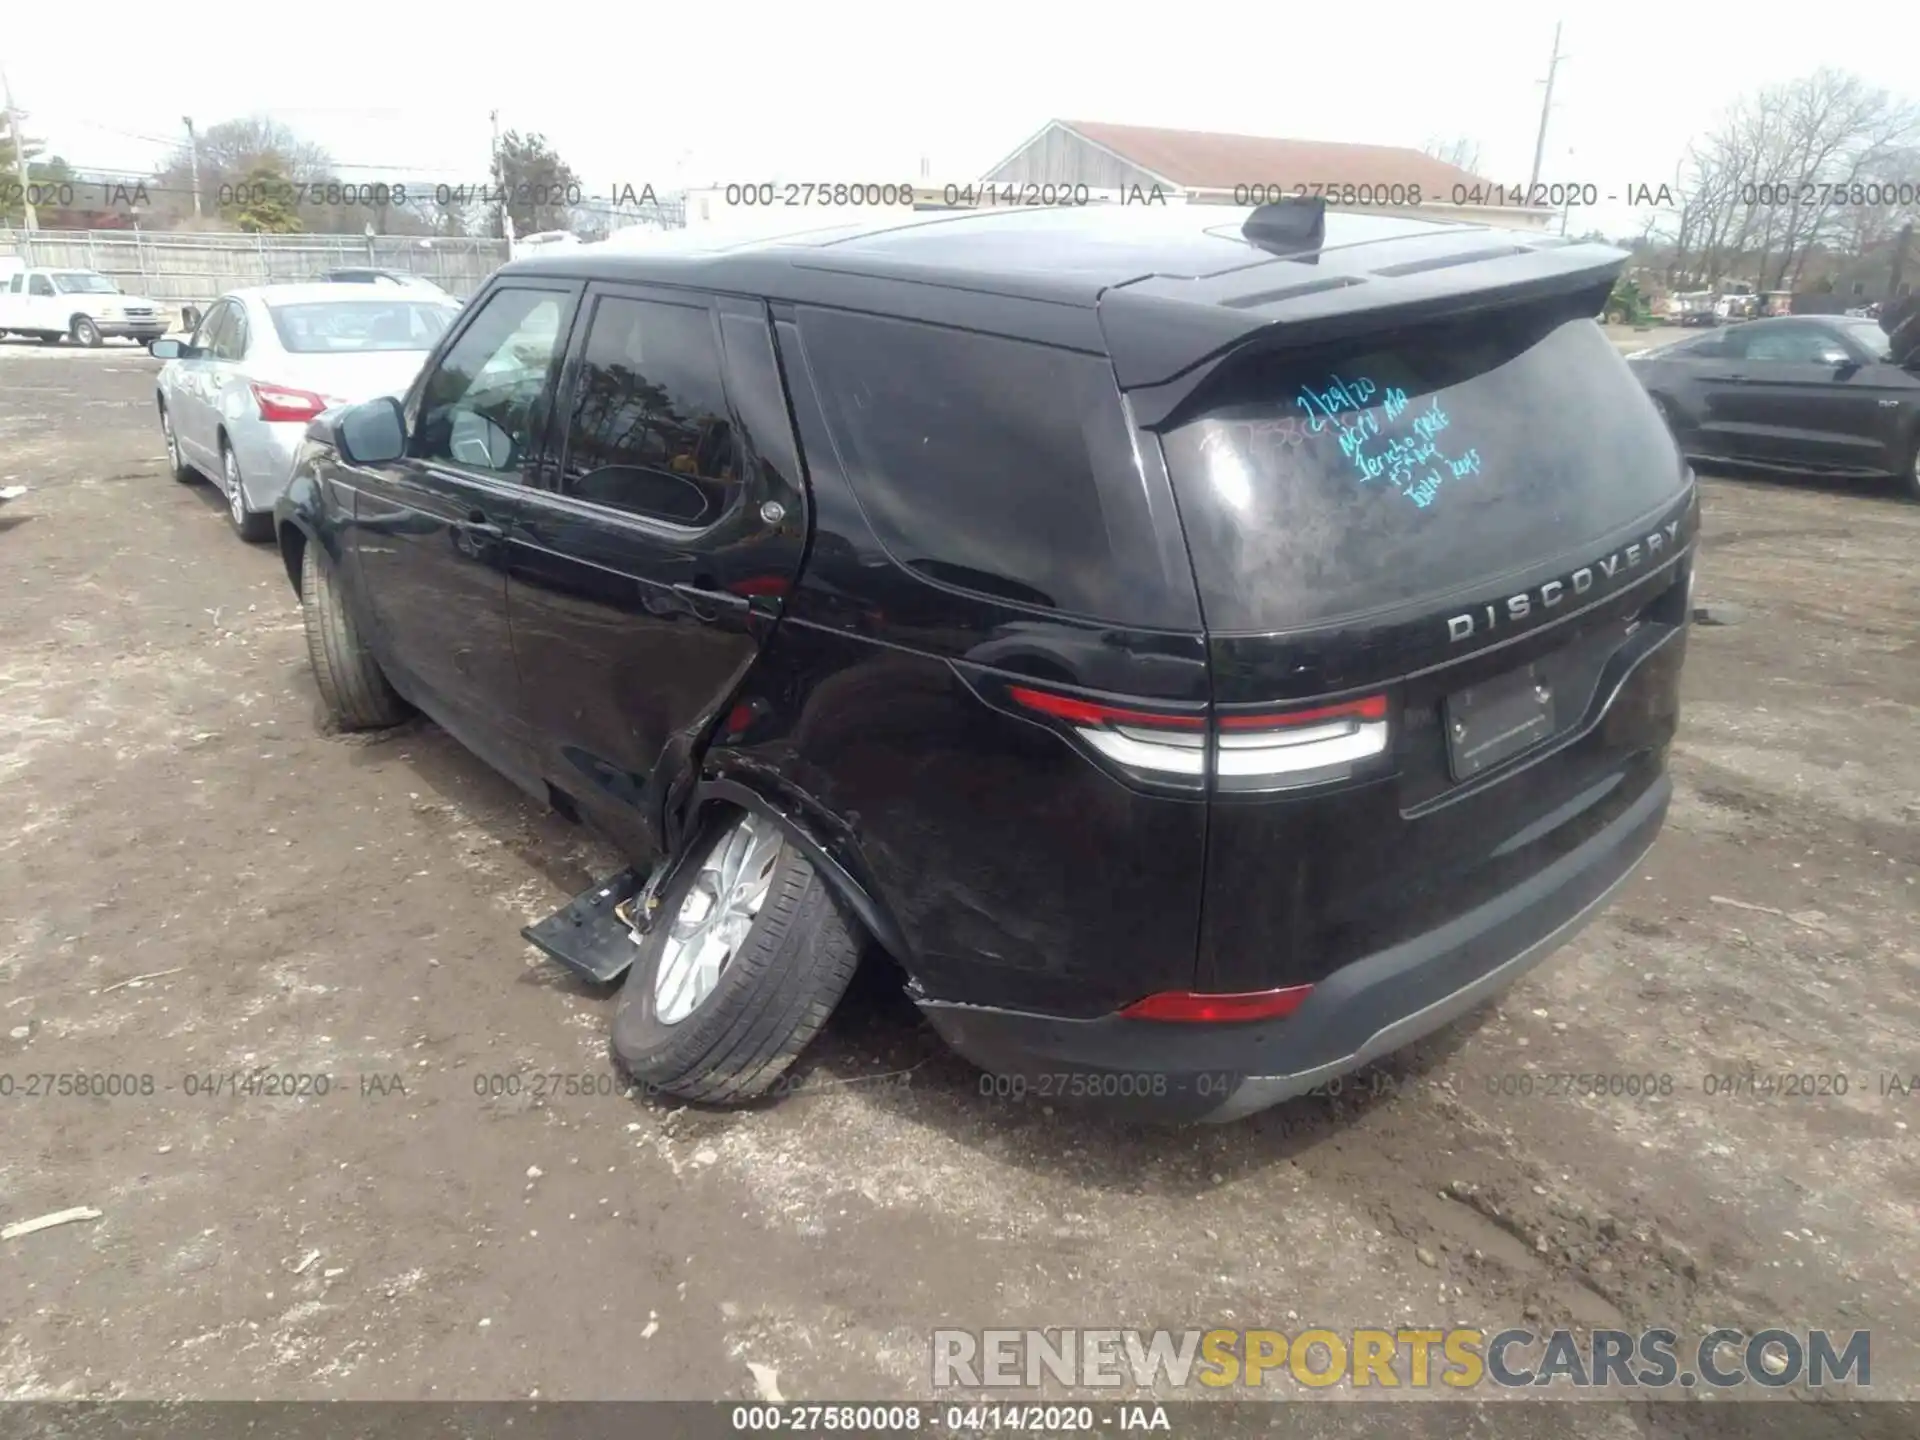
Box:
0;262;169;346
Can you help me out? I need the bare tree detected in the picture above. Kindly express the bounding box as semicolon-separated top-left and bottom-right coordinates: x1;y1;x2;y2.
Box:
1422;136;1484;177
1655;70;1920;295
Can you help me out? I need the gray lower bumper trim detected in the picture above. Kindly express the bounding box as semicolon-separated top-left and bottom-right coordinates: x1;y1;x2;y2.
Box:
1200;836;1652;1124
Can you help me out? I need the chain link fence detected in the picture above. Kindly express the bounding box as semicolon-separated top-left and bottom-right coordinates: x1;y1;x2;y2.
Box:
0;229;513;313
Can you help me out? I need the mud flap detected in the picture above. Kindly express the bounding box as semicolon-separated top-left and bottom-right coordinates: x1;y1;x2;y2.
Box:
521;867;655;984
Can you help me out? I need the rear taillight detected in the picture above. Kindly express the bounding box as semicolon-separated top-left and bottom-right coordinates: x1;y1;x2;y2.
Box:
1215;693;1391;793
251;383;331;423
1008;684;1206;782
1004;682;1391;791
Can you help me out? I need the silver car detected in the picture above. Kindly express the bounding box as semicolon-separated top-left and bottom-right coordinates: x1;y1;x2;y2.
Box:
149;284;460;540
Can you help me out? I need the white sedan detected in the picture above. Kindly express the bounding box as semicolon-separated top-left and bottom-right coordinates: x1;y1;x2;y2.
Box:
149;284;459;540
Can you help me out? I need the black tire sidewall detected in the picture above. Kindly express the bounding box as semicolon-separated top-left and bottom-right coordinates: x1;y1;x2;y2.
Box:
611;815;811;1086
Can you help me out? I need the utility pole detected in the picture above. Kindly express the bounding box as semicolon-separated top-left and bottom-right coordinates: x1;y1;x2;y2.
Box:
1526;22;1565;195
182;116;202;217
2;64;38;231
1887;219;1913;305
489;110;509;243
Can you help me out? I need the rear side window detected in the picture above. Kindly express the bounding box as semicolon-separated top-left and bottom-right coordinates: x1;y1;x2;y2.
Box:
800;309;1185;626
1160;313;1687;632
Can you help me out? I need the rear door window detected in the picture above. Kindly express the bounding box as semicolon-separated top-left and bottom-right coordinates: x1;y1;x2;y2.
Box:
799;309;1188;626
556;293;741;527
1159;312;1688;632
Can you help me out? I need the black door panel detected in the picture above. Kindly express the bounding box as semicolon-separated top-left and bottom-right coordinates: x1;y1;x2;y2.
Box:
1694;319;1911;471
507;286;808;854
352;469;530;765
347;281;581;775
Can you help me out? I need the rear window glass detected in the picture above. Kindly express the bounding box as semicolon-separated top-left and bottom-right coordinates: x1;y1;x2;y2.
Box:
269;300;458;353
1159;314;1686;632
799;309;1187;627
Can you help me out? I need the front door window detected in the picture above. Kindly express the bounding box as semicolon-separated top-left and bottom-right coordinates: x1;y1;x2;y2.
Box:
413;288;568;477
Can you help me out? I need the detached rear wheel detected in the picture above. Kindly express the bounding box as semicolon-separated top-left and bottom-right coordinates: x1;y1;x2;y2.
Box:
612;810;863;1105
299;541;408;730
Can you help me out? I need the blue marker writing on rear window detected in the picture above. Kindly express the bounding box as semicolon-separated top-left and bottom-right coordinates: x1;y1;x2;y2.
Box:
1295;376;1475;508
1295;375;1377;431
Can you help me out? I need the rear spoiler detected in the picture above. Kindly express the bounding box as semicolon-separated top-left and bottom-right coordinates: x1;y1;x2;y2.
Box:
1100;218;1628;427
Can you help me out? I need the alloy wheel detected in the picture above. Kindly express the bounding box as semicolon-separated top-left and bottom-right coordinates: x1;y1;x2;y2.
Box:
653;813;783;1025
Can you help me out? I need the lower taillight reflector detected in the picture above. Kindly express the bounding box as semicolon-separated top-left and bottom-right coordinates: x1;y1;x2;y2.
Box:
1120;985;1315;1023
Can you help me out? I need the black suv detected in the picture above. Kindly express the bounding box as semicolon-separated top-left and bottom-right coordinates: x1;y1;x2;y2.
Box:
274;201;1695;1123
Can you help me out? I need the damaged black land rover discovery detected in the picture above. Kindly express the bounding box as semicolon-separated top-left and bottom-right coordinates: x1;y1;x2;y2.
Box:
274;198;1695;1123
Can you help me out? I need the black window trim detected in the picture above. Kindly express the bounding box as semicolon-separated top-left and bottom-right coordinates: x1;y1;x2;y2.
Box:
400;277;584;495
535;279;755;541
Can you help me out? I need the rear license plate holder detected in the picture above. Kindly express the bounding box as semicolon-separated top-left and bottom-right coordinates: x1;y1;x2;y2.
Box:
1445;663;1557;781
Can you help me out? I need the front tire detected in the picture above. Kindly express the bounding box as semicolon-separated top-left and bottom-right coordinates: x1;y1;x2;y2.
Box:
299;540;408;730
612;809;863;1105
1902;435;1920;504
72;317;102;348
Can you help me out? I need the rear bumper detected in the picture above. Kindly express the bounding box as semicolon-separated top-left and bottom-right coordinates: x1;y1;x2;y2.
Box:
920;770;1670;1124
230;422;310;512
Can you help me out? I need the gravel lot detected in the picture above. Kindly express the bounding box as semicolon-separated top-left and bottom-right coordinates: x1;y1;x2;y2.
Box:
2;339;1917;1427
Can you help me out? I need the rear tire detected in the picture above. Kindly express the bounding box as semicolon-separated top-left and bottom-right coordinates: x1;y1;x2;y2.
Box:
299;540;408;730
159;402;195;483
220;441;273;542
612;809;863;1105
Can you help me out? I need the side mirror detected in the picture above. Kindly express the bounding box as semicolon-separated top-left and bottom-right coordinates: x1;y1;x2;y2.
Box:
147;338;186;359
335;396;408;465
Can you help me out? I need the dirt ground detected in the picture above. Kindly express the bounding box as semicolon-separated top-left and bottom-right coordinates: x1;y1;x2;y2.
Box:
1;340;1917;1424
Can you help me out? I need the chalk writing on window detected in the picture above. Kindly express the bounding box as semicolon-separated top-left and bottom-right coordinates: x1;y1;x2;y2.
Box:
1294;373;1482;509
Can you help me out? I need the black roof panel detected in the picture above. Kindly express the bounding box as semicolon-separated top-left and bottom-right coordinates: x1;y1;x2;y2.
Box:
511;206;1626;393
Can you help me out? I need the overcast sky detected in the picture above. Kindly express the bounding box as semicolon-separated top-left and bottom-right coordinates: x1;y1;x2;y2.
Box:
6;2;1918;236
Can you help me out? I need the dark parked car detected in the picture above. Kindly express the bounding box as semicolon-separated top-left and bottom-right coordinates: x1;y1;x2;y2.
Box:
1627;314;1920;501
273;203;1696;1122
